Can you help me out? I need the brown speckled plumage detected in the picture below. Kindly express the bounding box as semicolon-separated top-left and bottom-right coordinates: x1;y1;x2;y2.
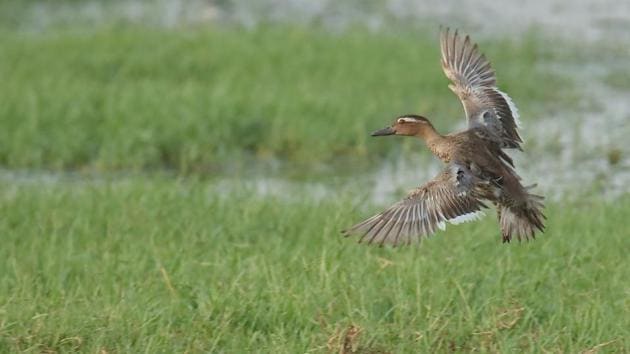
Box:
343;28;545;246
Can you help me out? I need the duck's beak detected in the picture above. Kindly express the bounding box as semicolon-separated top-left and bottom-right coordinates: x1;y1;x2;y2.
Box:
371;126;395;136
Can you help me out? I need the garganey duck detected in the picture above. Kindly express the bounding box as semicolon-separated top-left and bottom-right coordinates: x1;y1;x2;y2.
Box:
343;28;545;246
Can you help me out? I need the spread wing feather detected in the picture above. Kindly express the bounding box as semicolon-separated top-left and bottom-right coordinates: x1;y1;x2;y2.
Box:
343;163;488;246
440;28;523;150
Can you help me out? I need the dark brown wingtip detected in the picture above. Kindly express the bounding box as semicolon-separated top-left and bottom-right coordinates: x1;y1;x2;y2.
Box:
440;25;452;40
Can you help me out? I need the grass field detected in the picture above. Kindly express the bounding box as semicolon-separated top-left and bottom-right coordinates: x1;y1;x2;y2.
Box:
0;179;628;352
0;17;628;354
0;26;571;174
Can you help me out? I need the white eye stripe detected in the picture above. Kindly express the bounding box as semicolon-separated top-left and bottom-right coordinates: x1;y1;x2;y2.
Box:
398;117;419;123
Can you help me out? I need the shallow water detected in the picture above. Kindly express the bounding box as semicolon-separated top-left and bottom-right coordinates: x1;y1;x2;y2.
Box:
16;0;630;42
5;0;630;202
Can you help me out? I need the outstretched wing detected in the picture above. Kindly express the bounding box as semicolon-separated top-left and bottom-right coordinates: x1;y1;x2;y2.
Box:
440;28;523;150
342;163;488;246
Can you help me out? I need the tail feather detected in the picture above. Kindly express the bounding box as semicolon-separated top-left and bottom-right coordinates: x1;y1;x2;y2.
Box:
498;192;545;243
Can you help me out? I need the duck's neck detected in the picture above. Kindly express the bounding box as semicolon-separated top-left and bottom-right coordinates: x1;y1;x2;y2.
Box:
418;125;449;161
417;124;443;144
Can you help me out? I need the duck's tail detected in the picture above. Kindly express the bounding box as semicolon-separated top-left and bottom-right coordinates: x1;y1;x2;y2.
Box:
497;186;546;243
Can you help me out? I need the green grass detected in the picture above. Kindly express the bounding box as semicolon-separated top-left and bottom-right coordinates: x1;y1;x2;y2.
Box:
0;22;623;353
0;178;627;352
0;26;569;173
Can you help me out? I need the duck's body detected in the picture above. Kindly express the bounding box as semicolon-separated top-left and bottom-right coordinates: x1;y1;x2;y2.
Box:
431;125;544;237
343;29;545;246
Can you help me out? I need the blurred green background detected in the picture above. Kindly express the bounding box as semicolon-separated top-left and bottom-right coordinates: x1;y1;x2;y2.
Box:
0;1;628;352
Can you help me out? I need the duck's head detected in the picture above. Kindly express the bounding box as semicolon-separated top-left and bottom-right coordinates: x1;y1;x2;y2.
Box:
371;114;434;138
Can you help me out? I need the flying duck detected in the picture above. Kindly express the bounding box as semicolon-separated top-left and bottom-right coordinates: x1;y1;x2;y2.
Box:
343;28;545;246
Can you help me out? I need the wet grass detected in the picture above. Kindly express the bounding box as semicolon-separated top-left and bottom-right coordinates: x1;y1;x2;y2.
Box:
0;26;569;174
604;71;630;91
0;22;623;353
0;179;628;352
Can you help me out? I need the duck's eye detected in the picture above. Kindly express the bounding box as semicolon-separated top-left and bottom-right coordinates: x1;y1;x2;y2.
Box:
397;118;406;124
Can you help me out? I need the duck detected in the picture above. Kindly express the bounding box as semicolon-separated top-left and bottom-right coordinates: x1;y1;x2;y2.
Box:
342;28;545;246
